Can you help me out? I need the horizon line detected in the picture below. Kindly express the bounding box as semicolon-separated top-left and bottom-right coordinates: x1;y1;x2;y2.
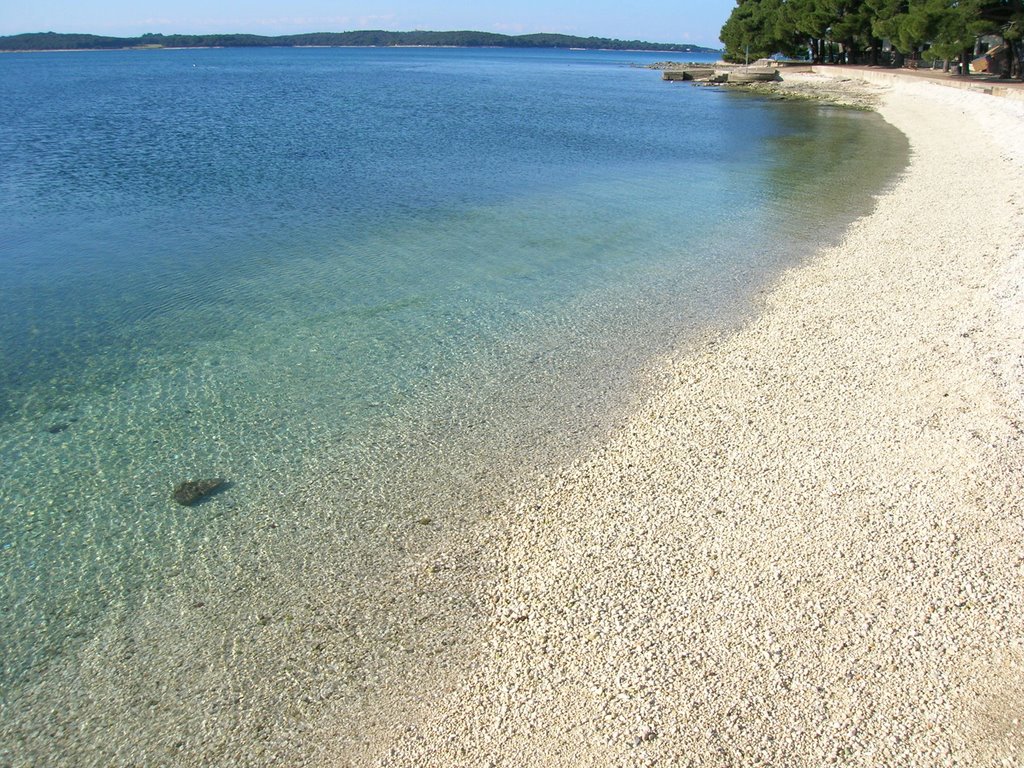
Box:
0;28;724;51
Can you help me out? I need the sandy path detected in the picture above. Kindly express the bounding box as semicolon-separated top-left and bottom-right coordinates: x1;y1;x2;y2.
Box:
366;76;1024;766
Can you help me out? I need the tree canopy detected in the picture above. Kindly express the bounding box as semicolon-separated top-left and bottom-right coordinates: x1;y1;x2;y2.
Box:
720;0;1023;76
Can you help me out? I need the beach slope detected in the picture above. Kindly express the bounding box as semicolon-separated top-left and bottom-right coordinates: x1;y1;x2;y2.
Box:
372;75;1024;765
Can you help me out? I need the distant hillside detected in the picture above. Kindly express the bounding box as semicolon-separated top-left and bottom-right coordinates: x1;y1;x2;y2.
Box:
0;30;719;54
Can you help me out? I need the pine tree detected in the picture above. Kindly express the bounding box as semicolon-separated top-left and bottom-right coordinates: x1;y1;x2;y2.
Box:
720;0;1023;74
721;0;806;60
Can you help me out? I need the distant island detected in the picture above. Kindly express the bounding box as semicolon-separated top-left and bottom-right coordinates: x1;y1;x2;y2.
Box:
0;30;720;54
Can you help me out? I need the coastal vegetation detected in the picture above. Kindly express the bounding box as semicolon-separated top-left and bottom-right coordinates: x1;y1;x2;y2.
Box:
0;30;718;54
720;0;1023;76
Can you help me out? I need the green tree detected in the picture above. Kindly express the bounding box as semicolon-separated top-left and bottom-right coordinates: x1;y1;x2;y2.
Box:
831;0;883;62
782;0;840;62
720;0;1023;73
874;0;984;69
978;0;1024;76
721;0;806;60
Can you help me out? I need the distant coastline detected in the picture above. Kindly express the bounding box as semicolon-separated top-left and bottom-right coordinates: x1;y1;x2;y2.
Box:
0;30;721;54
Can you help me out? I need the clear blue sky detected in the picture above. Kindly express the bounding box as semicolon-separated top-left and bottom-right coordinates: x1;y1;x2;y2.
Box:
0;1;735;48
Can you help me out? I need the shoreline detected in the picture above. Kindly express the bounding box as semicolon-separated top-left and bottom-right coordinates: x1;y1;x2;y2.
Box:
0;58;898;765
1;68;1020;765
366;72;1024;763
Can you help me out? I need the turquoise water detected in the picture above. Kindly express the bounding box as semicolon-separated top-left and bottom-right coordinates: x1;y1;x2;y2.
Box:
0;46;906;743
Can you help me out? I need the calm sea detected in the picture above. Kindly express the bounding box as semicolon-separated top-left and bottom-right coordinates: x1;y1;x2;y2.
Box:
0;46;907;758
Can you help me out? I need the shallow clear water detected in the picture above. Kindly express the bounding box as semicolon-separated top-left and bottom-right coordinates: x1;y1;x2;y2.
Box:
0;46;907;712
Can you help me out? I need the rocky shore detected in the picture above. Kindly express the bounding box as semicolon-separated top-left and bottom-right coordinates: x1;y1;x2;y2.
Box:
655;61;888;108
729;70;885;109
365;72;1024;765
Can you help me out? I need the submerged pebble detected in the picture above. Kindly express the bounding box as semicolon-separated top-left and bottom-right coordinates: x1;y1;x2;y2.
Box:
172;478;226;506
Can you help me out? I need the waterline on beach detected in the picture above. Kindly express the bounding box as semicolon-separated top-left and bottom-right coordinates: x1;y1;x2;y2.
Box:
0;47;908;761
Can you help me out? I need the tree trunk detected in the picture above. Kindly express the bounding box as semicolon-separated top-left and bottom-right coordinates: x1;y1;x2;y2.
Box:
1006;39;1020;80
843;41;858;65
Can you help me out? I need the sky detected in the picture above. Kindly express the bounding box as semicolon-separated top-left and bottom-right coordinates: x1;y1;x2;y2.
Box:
0;0;736;48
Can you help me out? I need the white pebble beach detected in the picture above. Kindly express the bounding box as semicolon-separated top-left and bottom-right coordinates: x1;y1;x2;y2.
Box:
363;71;1024;765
